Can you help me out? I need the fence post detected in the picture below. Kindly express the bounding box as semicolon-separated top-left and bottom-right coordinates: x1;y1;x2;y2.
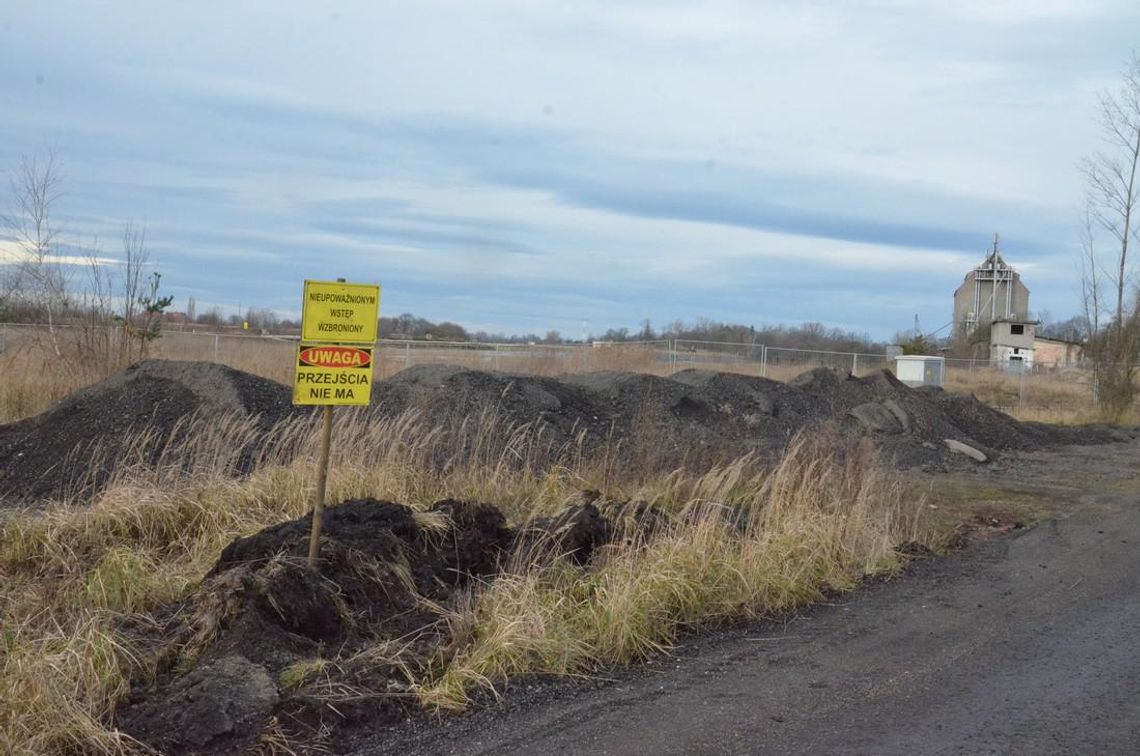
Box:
213;334;219;362
852;353;858;375
1019;364;1025;414
761;345;768;377
405;341;411;367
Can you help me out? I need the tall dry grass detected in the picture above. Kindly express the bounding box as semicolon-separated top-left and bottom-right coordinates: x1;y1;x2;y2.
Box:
0;408;939;754
418;434;929;710
942;367;1117;424
0;334;121;423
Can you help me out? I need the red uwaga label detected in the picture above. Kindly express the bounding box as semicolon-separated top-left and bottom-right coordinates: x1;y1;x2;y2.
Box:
299;346;372;368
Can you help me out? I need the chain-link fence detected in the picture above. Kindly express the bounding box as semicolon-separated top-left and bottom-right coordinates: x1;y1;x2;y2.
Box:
0;322;1103;421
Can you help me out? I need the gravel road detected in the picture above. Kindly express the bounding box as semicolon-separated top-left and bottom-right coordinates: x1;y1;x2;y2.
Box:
358;446;1140;756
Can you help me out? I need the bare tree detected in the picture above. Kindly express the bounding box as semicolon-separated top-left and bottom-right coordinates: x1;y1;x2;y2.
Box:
77;239;116;367
114;222;172;364
118;221;147;364
1;149;71;354
72;221;172;369
245;307;280;332
1081;52;1140;416
1081;210;1104;337
3;153;174;374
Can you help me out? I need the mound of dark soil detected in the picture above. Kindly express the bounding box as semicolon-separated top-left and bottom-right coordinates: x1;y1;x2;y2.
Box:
204;497;512;636
513;500;614;565
369;364;608;455
370;364;1121;472
3;359;1127;507
0;360;296;504
921;388;1054;451
119;655;279;754
119;497;514;754
562;371;763;468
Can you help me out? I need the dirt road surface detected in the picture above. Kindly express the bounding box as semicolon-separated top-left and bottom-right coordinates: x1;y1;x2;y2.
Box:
358;444;1140;756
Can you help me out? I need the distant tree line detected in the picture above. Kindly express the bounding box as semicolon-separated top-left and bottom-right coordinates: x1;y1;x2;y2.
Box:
1031;312;1090;343
141;309;886;353
379;313;470;341
596;318;882;353
181;301;300;333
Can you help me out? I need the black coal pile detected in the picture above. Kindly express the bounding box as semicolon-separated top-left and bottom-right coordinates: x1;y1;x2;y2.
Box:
0;360;297;504
3;360;1129;507
369;364;608;457
369;365;817;470
370;364;1127;472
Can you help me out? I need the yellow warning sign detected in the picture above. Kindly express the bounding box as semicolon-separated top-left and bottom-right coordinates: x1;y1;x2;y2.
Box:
293;344;375;405
300;280;381;344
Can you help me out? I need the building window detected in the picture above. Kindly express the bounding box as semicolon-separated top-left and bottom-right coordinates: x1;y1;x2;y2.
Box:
1011;324;1025;335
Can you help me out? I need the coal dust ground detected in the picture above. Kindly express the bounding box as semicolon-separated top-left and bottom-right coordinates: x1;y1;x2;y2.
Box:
1;360;1131;506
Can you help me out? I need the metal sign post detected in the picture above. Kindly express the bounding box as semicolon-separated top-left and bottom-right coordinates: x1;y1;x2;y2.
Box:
294;277;381;568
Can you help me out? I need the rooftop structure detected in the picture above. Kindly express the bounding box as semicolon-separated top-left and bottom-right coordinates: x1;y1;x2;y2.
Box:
953;235;1029;340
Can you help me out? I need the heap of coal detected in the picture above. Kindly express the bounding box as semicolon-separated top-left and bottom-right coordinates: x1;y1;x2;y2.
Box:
1;360;1129;506
0;360;296;503
369;364;1126;471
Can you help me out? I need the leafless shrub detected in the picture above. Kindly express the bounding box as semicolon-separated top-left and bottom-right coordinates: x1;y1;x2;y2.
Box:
1080;52;1140;418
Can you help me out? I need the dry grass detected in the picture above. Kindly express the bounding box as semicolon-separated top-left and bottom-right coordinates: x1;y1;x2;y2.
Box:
0;335;118;423
942;367;1123;424
418;435;932;710
0;405;941;753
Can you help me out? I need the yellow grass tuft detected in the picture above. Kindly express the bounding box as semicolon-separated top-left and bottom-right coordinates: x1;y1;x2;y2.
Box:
415;436;930;710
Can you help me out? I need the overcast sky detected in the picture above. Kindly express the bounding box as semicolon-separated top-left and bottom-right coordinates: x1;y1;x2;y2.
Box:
2;1;1137;339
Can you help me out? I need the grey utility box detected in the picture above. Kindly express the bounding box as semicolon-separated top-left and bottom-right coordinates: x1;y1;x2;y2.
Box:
894;355;945;388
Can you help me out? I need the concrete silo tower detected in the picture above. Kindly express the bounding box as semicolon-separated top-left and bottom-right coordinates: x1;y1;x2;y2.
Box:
952;234;1030;340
